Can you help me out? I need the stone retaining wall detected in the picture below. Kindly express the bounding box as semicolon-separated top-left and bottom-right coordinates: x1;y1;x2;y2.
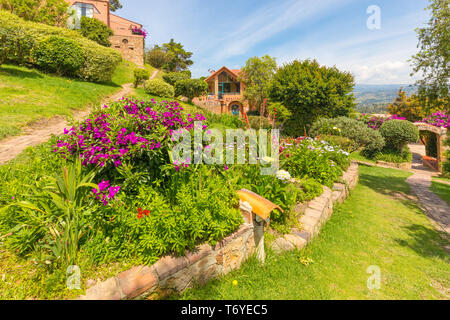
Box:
79;223;255;300
271;161;359;253
79;162;359;300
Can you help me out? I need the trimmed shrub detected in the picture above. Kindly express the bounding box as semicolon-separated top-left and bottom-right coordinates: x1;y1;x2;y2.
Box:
162;71;190;86
0;10;122;82
0;25;34;66
133;68;150;88
310;117;385;155
174;78;208;102
379;119;419;152
78;16;113;47
144;79;175;97
32;36;83;76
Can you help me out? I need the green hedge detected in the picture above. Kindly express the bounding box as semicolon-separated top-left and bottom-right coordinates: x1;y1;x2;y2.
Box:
144;79;175;97
0;10;122;82
32;36;84;76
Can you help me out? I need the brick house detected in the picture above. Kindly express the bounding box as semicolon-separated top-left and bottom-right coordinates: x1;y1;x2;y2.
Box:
194;66;252;117
66;0;145;66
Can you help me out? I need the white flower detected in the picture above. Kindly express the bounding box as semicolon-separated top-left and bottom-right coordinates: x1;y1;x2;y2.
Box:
276;170;291;182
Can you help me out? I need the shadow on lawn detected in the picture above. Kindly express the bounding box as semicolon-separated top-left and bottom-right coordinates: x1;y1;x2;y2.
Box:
0;65;43;79
359;170;411;195
395;223;450;259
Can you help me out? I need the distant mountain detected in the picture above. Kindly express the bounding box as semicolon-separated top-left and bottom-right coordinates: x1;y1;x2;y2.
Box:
353;84;417;114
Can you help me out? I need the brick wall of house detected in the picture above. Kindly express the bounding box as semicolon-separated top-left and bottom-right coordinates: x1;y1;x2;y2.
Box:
66;0;110;25
65;0;145;66
110;35;145;66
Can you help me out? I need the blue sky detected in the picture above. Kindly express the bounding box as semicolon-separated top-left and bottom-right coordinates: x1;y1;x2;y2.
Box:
117;0;430;84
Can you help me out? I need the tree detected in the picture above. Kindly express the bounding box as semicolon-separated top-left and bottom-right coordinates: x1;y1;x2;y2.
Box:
269;59;356;136
161;39;193;72
239;55;277;116
145;46;169;69
0;0;69;26
162;72;190;86
387;89;425;122
109;0;122;12
174;79;208;103
410;0;449;112
78;17;113;47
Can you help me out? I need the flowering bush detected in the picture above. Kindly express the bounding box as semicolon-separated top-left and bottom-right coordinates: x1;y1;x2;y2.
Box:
361;114;407;130
131;27;148;38
417;111;450;129
280;137;350;187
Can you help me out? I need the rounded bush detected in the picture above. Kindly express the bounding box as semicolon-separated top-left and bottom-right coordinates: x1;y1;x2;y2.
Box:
174;78;208;102
310;117;385;155
162;72;190;86
144;79;175;97
133;68;150;88
32;36;83;76
379;119;419;152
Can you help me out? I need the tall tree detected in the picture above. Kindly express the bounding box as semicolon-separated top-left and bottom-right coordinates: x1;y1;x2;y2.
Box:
109;0;122;12
269;59;355;136
0;0;69;26
145;45;169;69
239;55;277;116
387;89;425;122
161;39;193;72
410;0;449;111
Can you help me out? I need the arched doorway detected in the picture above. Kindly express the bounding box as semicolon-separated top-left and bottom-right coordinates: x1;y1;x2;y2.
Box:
229;102;243;117
414;123;448;172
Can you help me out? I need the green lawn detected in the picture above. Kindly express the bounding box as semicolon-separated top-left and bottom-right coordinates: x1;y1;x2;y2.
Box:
350;151;376;164
111;61;157;85
0;62;137;140
173;165;450;300
431;181;450;206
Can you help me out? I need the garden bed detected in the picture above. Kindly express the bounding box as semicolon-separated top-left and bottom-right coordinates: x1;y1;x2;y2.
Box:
77;162;359;300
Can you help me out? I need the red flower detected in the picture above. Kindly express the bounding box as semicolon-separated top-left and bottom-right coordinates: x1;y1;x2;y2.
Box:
137;207;150;219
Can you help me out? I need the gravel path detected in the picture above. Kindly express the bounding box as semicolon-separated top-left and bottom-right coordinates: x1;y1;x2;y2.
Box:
0;83;133;165
406;143;450;235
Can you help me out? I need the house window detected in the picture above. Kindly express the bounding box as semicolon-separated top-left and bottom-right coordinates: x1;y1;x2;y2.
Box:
72;3;95;19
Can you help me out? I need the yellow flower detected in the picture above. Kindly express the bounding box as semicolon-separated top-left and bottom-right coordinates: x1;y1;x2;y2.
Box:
232;280;238;286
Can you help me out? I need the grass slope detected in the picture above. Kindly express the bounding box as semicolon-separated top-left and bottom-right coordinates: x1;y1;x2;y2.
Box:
173;165;450;300
0;62;139;140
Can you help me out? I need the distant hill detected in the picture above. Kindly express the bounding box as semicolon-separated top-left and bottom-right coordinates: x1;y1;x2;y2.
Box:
353;84;417;114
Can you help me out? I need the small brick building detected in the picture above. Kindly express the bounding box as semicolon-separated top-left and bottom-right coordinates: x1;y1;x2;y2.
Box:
66;0;145;66
194;66;252;117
